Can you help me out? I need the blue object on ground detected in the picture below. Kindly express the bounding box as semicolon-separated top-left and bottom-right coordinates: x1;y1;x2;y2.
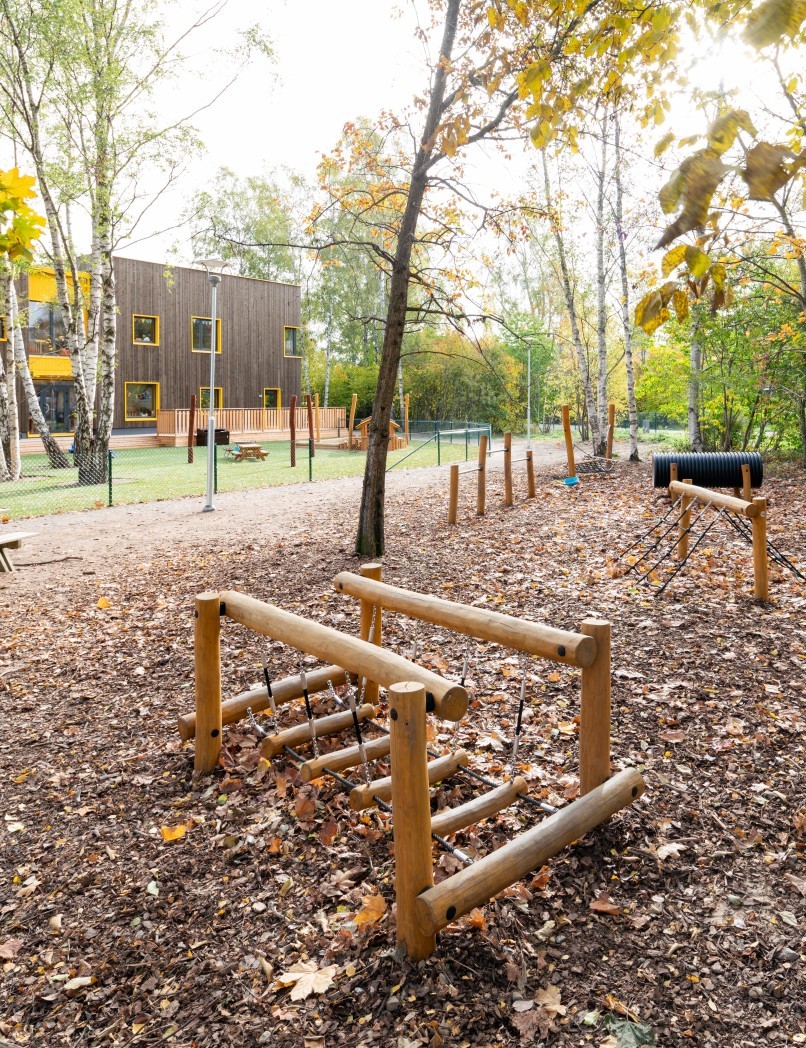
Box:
564;476;579;487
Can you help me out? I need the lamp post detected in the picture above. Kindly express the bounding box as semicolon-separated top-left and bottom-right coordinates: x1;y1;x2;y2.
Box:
195;258;227;512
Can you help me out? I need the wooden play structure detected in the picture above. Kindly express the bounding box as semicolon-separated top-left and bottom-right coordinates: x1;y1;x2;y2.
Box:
320;392;410;453
619;455;804;598
448;432;536;524
562;403;616;482
185;564;645;960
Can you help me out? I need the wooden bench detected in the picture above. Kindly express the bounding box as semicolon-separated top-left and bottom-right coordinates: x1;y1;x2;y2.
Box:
225;443;268;462
0;532;37;573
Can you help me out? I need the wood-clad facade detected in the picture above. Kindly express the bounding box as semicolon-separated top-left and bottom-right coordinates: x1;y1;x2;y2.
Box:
15;258;302;434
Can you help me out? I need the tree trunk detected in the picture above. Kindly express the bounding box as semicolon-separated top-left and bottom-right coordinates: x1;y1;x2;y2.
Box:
594;108;609;456
613;114;639;461
355;0;461;556
1;269;20;480
542;152;599;451
688;323;704;452
10;281;71;468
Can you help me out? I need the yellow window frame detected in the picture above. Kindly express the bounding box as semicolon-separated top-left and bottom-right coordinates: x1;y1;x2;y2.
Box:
124;381;160;422
199;386;223;411
283;325;301;357
262;387;282;411
191;316;222;353
132;314;160;346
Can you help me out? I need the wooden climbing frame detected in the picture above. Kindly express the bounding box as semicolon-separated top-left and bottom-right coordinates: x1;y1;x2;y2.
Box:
448;431;535;524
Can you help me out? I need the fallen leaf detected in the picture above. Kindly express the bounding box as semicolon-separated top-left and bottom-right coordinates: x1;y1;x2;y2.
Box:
97;597;111;609
464;908;487;931
656;842;687;861
64;976;94;992
590;892;621;916
318;819;339;846
275;961;337;1001
160;823;189;842
535;983;566;1017
0;939;23;959
354;894;387;927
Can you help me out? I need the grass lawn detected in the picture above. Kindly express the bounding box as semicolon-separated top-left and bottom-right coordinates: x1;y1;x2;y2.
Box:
3;438;474;520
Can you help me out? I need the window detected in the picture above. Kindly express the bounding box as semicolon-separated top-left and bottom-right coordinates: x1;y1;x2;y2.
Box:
0;316;6;341
191;316;222;353
124;381;159;422
284;325;301;357
199;386;223;411
262;388;281;410
132;314;159;345
29;301;68;355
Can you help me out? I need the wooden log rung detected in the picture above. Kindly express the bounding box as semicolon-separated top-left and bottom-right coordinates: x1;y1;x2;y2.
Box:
430;776;528;837
350;750;469;811
260;704;376;759
300;733;391;782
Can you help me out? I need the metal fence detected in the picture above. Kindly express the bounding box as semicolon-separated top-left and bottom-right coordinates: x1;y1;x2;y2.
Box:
1;427;485;520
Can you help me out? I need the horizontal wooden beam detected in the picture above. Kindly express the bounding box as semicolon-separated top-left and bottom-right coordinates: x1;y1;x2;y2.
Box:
669;480;760;517
415;767;645;936
300;733;391;781
332;573;595;668
260;704;376;759
178;665;346;741
350;750;469;811
218;591;468;722
430;775;528;837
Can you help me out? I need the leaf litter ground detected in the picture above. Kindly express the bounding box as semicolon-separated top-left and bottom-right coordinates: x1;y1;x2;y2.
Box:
1;450;804;1047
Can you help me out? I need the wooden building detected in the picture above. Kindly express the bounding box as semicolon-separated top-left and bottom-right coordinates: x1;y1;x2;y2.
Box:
13;258;302;434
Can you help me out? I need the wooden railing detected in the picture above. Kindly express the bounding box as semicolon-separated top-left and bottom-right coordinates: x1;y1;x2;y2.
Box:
157;406;346;437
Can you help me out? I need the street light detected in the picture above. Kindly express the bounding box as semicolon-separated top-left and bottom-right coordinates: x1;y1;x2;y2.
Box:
195;258;228;512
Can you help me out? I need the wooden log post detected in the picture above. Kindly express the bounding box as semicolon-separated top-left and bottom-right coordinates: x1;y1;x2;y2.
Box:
194;592;223;773
752;496;769;601
350;750;469;811
290;394;297;467
677;478;692;561
605;402;616;461
306;394;315;457
503;431;513;507
477;433;488;516
300;732;390;782
404;392;410;446
526;449;536;499
448;464;459;524
389;681;436;960
579;619;611;796
414;767;645;937
668;461;678;495
314;392;321;443
188;394;196;464
359;562;383;704
348;393;358;450
562;405;576;480
742;462;752;503
430;776;528;837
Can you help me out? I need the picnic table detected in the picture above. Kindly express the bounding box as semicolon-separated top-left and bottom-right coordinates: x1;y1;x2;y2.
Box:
0;531;36;573
226;443;268;462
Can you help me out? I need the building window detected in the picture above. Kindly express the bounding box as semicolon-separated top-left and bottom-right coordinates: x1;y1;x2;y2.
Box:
29;301;68;355
132;314;159;345
262;387;281;410
191;316;222;353
0;316;6;341
199;386;223;410
284;326;301;357
124;382;159;421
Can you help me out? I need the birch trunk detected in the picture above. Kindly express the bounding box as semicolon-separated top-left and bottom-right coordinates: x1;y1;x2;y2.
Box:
613;115;639;461
10;281;71;468
688;323;704;452
542;152;599;450
594;108;609;456
1;269;20;479
0;330;10;481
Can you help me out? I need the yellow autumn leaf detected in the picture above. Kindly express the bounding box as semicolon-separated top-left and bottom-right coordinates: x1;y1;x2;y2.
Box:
275;961;337;1001
354;893;387;927
97;597;111;609
160;823;190;842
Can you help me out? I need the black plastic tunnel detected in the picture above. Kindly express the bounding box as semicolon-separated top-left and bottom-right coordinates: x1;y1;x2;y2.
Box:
652;452;763;489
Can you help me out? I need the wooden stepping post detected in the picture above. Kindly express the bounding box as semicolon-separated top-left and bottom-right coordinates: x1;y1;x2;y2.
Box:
448;464;459;525
477;433;488;516
579;619;611;796
194;592;222;773
526;449;536;499
752;496;769;601
359;562;382;704
503;431;513;507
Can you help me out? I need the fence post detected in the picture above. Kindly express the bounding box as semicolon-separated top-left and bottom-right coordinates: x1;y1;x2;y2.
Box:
404;393;410;446
579;619;611;795
389;681;436;961
108;450;113;507
290;394;297;467
562;405;576;479
742;463;752;502
437;430;441;467
605;403;615;461
465;427;469;461
194;592;223;773
677;478;692;560
526;449;536;499
448;463;459;525
308;438;313;482
752;497;769;600
503;431;513;507
214;442;218;495
188;394;196;465
477;433;488;516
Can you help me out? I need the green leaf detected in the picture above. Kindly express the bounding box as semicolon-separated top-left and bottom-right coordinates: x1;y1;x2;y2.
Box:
603;1016;657;1047
661;245;687;276
684;245;711;277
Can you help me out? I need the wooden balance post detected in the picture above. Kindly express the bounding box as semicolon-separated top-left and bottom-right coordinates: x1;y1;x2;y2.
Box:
334;568;635;960
605;402;616;462
448;432;535;525
187;588;469;772
668;479;769;600
562;405;576;482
